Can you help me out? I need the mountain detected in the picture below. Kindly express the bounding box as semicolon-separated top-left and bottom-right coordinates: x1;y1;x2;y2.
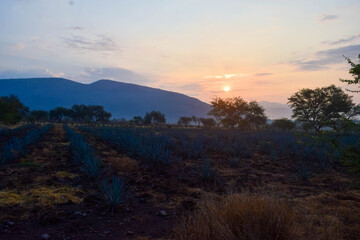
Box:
0;78;211;123
259;101;292;119
0;78;292;122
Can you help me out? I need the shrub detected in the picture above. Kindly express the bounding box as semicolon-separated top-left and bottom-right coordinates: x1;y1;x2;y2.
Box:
271;118;296;131
174;193;300;240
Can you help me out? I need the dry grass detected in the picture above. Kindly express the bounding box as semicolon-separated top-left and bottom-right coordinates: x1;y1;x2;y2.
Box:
174;193;299;240
174;193;344;240
0;186;83;207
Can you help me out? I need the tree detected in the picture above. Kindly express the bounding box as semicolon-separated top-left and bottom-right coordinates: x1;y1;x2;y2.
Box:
29;110;49;123
143;111;166;125
152;111;166;124
87;105;111;123
49;107;70;122
199;117;217;128
288;85;354;132
178;116;192;127
0;95;28;125
208;97;267;129
69;104;111;123
340;54;360;92
191;116;200;126
271;118;296;131
130;116;144;125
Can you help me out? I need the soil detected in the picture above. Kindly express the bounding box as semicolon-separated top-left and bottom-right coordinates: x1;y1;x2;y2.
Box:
0;125;359;239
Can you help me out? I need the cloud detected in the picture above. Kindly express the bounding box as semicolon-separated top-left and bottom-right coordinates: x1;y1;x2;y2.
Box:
0;67;151;85
290;44;360;71
177;83;203;91
68;26;84;31
0;68;65;79
61;35;119;52
320;14;338;22
204;73;249;79
255;73;273;76
9;43;26;50
323;34;360;45
73;67;152;84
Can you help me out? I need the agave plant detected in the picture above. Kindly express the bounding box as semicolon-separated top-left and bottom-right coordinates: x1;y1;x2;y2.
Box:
195;157;217;181
64;125;102;178
102;176;128;207
0;125;51;165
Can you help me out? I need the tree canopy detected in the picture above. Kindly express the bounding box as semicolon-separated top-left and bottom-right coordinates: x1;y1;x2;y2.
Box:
177;116;192;127
288;85;355;132
0;95;28;125
144;111;166;125
208;97;267;129
271;118;296;131
48;104;111;123
340;54;360;92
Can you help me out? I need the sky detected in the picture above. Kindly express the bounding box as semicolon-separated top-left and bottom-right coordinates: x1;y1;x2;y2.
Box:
0;0;360;104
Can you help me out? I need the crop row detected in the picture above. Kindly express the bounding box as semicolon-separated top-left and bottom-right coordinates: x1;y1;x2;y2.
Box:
0;124;36;137
80;126;360;180
79;126;173;164
0;124;52;165
64;125;128;207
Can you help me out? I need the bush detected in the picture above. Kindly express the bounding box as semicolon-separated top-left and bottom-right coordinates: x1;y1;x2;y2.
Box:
174;194;300;240
271;118;296;131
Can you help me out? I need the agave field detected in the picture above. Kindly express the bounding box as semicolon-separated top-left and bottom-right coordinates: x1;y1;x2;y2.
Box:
0;124;359;239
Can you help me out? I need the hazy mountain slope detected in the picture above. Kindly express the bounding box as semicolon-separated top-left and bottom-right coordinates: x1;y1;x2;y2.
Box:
260;101;292;119
0;78;212;123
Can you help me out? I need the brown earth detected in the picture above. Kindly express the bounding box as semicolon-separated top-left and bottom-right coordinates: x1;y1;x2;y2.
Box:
0;125;359;239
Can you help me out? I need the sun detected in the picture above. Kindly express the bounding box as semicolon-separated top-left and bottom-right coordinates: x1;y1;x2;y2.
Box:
224;86;230;92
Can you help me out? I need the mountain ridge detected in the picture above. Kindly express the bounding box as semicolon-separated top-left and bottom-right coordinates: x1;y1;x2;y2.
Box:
0;78;293;122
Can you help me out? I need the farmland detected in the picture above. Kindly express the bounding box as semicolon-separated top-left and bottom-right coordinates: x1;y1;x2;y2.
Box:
0;124;359;240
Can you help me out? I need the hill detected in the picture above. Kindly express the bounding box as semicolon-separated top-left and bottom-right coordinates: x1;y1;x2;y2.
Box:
0;78;211;123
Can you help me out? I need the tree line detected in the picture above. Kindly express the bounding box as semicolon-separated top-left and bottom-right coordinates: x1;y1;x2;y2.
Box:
0;102;112;124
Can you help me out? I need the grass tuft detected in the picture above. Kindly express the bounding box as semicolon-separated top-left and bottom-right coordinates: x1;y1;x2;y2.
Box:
174;193;300;240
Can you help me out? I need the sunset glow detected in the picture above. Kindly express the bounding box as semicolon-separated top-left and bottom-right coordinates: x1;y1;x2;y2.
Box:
224;86;230;92
0;0;359;104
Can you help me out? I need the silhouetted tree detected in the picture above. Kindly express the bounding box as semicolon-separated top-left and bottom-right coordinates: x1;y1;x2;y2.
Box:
288;85;355;132
191;116;200;126
151;111;166;124
29;110;49;123
49;107;70;122
340;54;360;92
143;112;152;125
178;116;192;127
208;97;267;130
143;111;166;125
0;95;28;125
271;118;296;131
130;116;144;125
199;117;217;128
87;105;111;123
69;104;111;123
